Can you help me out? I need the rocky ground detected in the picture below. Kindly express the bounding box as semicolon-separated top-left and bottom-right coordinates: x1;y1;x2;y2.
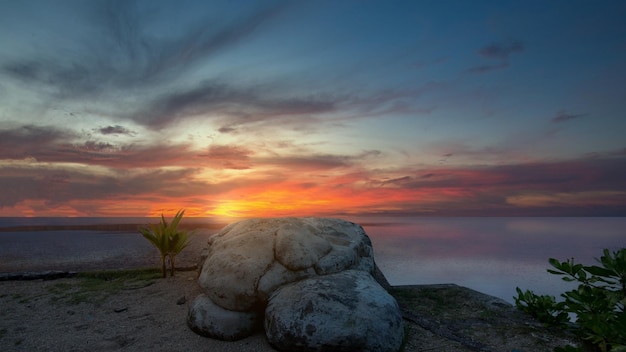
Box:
391;284;578;352
0;270;579;352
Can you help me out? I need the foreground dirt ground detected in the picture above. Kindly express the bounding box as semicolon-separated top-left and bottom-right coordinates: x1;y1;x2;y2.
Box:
0;271;578;352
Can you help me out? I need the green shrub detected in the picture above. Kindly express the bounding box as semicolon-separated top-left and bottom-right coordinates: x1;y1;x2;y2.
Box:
514;287;569;327
514;248;626;352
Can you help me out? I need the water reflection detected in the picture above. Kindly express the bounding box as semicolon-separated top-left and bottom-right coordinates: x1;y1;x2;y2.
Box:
355;217;625;303
1;217;624;303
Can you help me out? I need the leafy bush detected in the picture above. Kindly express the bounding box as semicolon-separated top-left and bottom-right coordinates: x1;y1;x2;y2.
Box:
515;248;626;352
514;287;569;327
140;210;192;278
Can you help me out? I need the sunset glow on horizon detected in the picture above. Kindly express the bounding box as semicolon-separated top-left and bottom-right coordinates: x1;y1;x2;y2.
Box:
1;1;625;218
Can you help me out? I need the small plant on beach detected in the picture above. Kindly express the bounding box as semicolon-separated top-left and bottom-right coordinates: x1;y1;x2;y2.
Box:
514;248;626;352
139;210;192;278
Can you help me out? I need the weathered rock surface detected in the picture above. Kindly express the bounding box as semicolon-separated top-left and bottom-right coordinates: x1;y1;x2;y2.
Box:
264;270;404;352
189;217;403;350
187;294;261;341
196;218;377;312
392;284;579;352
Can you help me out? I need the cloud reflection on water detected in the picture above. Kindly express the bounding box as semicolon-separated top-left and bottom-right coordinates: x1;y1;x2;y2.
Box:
357;217;625;302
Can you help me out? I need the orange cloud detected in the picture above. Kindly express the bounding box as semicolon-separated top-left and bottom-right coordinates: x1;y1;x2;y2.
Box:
2;151;625;217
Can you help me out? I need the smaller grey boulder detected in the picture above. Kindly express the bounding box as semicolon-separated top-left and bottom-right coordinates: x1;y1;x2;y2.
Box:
187;295;261;341
264;270;404;352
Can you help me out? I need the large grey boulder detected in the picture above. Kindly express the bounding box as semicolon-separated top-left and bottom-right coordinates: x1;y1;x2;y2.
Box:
188;217;402;350
197;218;376;312
264;270;404;352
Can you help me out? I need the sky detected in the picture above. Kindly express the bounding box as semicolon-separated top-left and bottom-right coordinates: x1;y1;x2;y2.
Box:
0;0;625;218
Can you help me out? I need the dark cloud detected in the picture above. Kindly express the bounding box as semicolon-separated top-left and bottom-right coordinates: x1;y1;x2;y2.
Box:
46;142;200;168
98;125;136;136
479;40;524;60
79;141;117;152
0;165;211;208
0;125;69;144
0;125;199;168
469;40;524;73
379;156;626;194
218;126;238;134
0;125;73;159
3;62;42;81
552;111;587;123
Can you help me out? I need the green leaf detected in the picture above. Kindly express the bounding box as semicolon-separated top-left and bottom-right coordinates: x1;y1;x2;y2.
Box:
549;258;563;269
547;269;565;275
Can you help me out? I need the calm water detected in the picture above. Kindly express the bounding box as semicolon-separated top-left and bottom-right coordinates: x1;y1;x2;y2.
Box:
1;217;624;303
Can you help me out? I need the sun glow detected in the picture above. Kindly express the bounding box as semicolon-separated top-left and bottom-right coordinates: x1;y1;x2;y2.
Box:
209;199;329;219
210;200;253;218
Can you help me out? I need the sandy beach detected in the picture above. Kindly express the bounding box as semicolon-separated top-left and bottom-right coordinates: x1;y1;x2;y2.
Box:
0;270;276;352
0;219;586;352
0;267;578;352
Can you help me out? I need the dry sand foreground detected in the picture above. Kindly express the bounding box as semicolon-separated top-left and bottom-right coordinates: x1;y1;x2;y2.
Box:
0;269;577;352
0;270;275;352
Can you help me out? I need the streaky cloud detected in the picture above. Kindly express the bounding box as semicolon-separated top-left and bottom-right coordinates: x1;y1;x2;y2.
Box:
375;156;626;198
201;144;253;160
258;149;382;172
551;111;587;123
198;144;253;170
467;62;509;73
1;1;287;98
135;79;336;129
380;176;412;186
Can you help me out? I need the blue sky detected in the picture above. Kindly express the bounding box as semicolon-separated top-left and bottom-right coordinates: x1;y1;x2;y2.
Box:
0;0;625;217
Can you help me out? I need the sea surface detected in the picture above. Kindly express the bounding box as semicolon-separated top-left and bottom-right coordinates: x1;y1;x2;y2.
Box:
1;217;624;303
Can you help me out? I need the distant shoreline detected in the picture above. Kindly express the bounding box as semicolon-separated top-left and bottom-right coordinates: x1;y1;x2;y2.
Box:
0;223;227;232
0;221;394;233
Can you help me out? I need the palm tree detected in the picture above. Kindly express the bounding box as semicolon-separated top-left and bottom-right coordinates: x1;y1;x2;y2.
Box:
140;210;192;278
165;212;192;277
